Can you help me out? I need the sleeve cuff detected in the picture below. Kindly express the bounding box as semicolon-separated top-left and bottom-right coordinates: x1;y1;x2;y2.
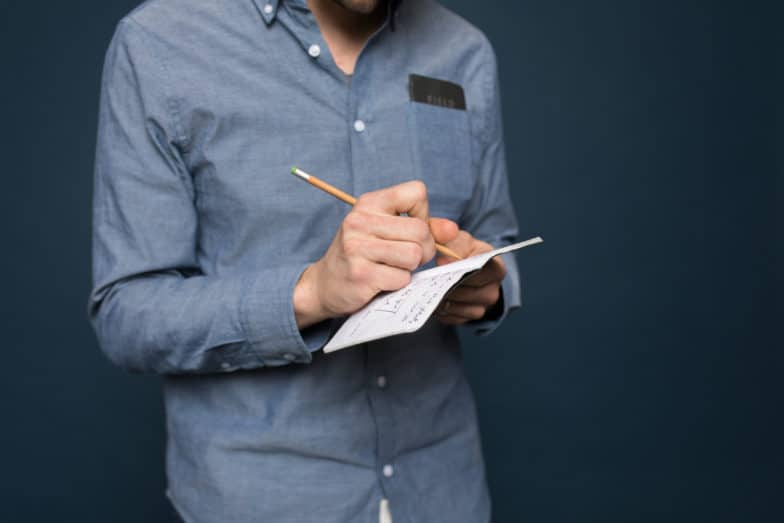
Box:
240;263;332;367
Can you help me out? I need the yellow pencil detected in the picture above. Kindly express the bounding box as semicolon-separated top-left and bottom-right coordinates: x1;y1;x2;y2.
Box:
290;167;463;260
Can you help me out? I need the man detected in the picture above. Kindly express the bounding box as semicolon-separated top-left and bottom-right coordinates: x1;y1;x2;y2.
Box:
87;0;521;521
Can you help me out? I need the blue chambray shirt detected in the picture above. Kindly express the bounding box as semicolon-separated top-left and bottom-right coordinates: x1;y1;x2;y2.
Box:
87;1;522;522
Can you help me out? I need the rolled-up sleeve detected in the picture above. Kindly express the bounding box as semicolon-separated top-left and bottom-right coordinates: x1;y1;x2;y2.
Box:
460;40;523;336
87;18;330;375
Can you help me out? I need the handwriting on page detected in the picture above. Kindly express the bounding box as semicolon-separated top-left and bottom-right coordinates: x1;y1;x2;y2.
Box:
323;236;543;353
375;272;461;325
326;268;466;350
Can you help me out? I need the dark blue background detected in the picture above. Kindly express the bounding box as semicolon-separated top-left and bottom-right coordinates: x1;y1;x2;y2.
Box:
1;1;780;521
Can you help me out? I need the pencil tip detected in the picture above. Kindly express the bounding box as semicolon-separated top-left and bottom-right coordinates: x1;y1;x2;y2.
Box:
290;166;297;174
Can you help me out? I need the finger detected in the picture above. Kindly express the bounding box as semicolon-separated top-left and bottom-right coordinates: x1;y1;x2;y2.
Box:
435;300;466;324
345;236;426;271
434;234;495;266
370;262;412;292
440;301;487;321
436;230;474;262
445;282;501;307
462;257;507;287
437;315;469;325
429;217;459;246
355;180;430;222
350;259;411;293
343;212;435;260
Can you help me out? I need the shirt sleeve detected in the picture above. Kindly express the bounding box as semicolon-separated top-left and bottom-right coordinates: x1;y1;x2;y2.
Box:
459;40;523;337
86;18;331;375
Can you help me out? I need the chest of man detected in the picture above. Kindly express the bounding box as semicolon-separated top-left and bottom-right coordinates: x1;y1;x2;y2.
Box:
164;7;481;274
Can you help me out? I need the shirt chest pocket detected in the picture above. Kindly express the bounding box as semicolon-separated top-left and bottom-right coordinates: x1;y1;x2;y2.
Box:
406;101;475;222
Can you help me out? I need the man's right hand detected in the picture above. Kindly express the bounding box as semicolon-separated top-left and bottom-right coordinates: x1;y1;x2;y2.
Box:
293;180;459;329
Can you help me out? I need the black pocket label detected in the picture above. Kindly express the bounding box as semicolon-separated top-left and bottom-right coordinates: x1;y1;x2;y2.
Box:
408;74;466;110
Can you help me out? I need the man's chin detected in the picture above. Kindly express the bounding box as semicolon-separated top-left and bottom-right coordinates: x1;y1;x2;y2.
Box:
333;0;383;15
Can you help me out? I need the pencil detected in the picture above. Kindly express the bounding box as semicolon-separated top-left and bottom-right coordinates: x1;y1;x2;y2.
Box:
290;167;463;260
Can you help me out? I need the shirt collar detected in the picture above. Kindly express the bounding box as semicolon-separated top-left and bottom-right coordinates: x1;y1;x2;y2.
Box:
252;0;281;25
253;0;403;27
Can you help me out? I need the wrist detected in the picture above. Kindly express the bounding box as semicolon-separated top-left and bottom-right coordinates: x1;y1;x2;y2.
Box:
293;262;329;329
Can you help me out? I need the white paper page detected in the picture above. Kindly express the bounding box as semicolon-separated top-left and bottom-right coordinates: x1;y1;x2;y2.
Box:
323;236;543;353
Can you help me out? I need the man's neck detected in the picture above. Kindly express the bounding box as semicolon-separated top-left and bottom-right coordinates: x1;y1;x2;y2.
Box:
307;0;388;75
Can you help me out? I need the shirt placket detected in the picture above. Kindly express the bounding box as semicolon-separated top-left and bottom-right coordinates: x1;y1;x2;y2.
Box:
275;1;403;517
345;33;403;523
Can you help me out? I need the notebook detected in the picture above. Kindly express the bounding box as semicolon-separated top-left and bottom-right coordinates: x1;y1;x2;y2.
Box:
323;236;543;352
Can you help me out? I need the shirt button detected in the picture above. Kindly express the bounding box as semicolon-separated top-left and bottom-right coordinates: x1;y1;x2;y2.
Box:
382;464;394;478
376;375;387;388
353;119;366;132
308;44;321;58
283;353;296;362
263;3;273;15
221;362;231;370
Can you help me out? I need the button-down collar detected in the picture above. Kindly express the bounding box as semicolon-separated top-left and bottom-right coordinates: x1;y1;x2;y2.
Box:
252;0;280;25
253;0;403;28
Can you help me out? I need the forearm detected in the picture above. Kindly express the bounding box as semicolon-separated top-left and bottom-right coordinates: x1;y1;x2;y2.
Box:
88;264;331;374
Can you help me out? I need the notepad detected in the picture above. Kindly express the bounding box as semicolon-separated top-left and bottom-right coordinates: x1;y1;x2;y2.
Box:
323;236;543;353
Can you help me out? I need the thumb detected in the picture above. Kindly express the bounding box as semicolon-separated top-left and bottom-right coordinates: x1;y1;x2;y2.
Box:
429;217;459;245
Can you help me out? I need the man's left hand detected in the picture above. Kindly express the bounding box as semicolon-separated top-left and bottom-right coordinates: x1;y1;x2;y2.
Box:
430;221;507;326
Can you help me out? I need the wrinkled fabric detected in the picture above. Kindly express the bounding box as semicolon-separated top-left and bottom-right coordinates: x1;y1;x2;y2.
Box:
87;1;522;522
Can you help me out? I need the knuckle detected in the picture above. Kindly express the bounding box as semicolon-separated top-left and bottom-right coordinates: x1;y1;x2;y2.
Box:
342;237;363;257
347;259;369;283
355;193;378;210
395;270;412;289
343;211;364;231
423;246;436;264
415;220;431;242
409;180;428;200
406;243;423;269
389;185;404;204
354;194;368;208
